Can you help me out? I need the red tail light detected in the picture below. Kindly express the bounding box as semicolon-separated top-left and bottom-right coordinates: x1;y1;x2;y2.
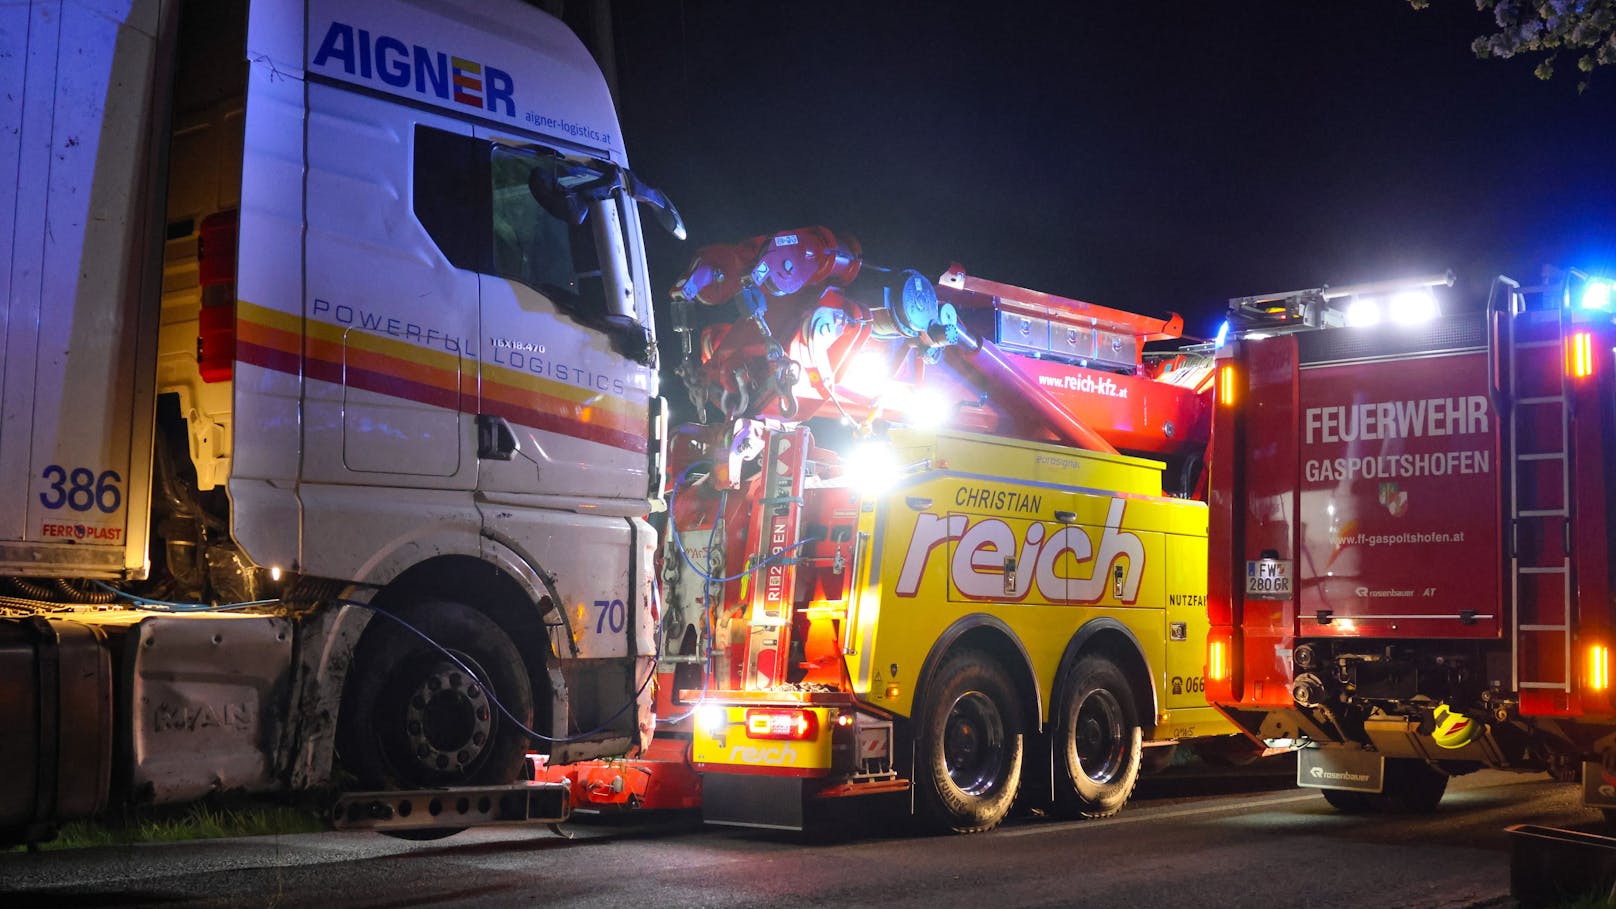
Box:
197;210;239;383
745;708;818;740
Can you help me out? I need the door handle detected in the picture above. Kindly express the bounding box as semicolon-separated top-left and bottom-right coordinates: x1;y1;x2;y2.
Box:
476;414;519;461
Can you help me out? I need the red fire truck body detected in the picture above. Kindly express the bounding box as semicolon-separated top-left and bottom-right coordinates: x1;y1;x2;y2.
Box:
1207;273;1616;811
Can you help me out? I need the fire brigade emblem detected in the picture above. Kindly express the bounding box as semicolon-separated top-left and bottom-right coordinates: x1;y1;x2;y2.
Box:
1431;703;1476;749
1377;481;1408;517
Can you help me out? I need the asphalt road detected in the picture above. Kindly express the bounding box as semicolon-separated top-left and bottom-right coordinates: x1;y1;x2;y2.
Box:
0;765;1602;909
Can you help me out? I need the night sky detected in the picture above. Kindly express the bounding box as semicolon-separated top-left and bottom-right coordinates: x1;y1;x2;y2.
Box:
605;1;1616;344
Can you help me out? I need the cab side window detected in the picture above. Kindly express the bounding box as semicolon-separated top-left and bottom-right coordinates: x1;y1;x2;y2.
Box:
412;125;491;273
413;125;605;318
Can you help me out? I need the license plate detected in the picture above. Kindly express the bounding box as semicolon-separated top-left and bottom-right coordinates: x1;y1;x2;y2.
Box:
1246;558;1293;599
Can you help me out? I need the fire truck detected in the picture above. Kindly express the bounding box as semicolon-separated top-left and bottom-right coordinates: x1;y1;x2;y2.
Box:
0;0;681;843
558;226;1253;833
1206;269;1616;815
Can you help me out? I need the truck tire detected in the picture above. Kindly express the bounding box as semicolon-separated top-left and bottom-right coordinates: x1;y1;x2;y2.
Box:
1051;654;1142;819
339;599;534;791
1320;788;1372;812
913;650;1023;834
1374;758;1447;813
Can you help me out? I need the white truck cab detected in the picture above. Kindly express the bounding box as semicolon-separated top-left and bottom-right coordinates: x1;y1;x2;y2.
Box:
0;0;680;842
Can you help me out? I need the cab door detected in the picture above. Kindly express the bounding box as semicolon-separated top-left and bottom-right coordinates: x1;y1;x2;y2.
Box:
469;130;654;505
302;86;477;484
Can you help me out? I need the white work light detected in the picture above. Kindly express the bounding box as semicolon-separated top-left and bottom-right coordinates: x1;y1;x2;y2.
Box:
1388;288;1440;325
696;703;727;734
843;443;902;498
905;387;954;431
842;351;890;395
1345;297;1381;327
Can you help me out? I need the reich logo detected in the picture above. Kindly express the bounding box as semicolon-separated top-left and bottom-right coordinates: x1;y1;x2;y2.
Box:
893;498;1144;604
312;21;516;116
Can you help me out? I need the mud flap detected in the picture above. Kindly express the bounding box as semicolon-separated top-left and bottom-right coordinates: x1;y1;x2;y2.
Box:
701;773;805;830
1582;761;1616;810
1297;747;1384;793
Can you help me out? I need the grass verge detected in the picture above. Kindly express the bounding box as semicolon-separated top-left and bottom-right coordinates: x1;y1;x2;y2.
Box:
9;800;326;852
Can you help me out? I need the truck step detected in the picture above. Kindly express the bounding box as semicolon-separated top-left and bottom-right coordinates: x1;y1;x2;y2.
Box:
332;782;570;833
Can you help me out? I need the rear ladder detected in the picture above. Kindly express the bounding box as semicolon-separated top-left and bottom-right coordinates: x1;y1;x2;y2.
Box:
743;426;810;689
1500;278;1574;696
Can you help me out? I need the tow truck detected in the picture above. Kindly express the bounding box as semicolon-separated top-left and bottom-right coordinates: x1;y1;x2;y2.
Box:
543;227;1254;832
1206;268;1616;816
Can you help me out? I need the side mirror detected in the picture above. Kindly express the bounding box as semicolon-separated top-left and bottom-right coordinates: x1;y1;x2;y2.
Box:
527;165;590;226
526;159;686;241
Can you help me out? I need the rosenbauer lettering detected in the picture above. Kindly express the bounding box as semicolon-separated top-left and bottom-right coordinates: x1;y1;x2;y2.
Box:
894;498;1144;603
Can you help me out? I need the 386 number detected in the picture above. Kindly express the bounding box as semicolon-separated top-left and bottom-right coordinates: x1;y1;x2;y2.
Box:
39;465;122;514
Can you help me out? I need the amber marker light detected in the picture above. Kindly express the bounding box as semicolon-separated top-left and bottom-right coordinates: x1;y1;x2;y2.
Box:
1208;638;1230;682
1566;331;1595;379
1217;364;1239;407
1588;644;1611;692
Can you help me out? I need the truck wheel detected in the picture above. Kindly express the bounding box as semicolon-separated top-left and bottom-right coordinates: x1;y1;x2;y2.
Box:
339;600;534;791
1052;654;1142;819
1374;759;1448;813
913;650;1023;834
1320;788;1372;812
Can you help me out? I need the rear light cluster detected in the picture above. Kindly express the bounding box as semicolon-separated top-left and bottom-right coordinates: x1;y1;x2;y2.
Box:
745;708;817;740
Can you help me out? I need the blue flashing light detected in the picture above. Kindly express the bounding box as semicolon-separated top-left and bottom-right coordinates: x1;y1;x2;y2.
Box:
1214;319;1230;349
1581;279;1613;312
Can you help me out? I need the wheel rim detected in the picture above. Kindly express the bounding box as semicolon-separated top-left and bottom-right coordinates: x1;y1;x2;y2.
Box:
943;690;1005;796
1074;688;1126;784
391;652;497;781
